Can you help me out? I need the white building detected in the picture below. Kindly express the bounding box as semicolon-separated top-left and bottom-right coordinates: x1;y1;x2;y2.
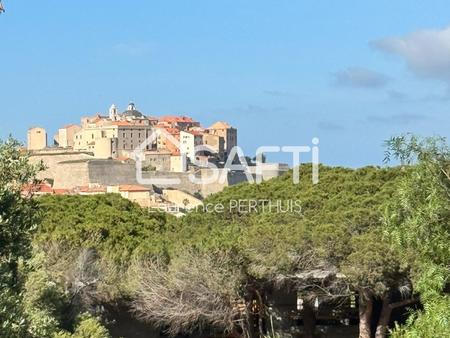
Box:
180;130;203;161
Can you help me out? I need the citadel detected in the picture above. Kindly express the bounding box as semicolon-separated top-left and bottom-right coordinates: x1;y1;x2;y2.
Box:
26;103;287;214
28;102;237;166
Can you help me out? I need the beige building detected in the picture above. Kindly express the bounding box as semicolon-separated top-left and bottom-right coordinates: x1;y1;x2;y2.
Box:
247;163;290;181
107;185;154;208
73;121;154;158
76;184;107;195
56;124;81;148
143;150;172;171
30;103;238;175
207;121;237;158
170;154;187;172
162;189;202;210
158;116;200;130
74;184;154;208
27;127;47;150
155;127;180;155
93;137;118;159
73;103;157;158
203;133;225;159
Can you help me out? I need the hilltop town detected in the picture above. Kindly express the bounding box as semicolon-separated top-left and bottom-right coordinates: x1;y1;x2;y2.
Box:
28;102;237;166
26;103;287;214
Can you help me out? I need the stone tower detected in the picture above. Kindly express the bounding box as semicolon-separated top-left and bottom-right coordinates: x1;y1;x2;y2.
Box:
27;127;47;150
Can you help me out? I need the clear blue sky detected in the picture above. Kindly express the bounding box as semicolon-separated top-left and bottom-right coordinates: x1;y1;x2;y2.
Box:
1;1;450;167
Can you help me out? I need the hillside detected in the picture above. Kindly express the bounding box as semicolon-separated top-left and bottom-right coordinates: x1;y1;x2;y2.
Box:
168;164;403;276
14;161;447;338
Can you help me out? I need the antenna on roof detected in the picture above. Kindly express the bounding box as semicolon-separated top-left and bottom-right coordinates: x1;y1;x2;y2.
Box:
0;1;5;14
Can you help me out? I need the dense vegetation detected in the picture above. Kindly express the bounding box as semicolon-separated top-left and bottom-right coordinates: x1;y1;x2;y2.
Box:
36;194;170;262
0;135;449;338
167;165;408;338
384;135;450;337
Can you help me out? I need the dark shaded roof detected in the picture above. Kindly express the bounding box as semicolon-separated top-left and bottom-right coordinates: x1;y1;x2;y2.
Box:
122;109;144;118
122;102;144;118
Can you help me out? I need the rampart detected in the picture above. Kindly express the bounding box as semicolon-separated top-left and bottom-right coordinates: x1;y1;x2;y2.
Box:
28;150;249;196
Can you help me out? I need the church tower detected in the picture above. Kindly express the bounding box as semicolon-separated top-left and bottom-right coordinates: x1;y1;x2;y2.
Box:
109;104;118;121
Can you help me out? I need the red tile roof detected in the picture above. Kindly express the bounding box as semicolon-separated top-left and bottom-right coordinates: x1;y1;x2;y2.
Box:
208;121;232;129
115;156;131;162
159;116;196;123
111;121;132;126
78;185;107;193
186;130;204;136
156;127;180;135
22;183;54;194
53;188;70;195
89;114;103;123
22;182;68;196
62;124;80;129
119;185;151;192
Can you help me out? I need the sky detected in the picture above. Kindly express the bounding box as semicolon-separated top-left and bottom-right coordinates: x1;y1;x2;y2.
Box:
1;0;450;167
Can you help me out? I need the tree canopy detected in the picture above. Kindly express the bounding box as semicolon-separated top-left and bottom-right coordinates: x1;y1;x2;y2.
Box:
35;194;171;262
0;138;43;337
384;135;450;337
2;135;448;338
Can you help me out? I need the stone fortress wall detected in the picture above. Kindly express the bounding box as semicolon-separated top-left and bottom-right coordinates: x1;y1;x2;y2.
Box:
28;150;249;197
89;160;139;187
29;149;93;188
26;103;287;199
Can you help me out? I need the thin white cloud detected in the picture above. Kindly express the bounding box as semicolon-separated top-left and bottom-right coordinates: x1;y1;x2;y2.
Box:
372;26;450;82
333;67;389;89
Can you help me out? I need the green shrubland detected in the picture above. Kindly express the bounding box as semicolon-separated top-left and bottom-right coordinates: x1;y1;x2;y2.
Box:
0;136;448;338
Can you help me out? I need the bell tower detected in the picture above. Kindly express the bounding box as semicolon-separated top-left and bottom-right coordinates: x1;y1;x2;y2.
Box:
109;104;118;121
